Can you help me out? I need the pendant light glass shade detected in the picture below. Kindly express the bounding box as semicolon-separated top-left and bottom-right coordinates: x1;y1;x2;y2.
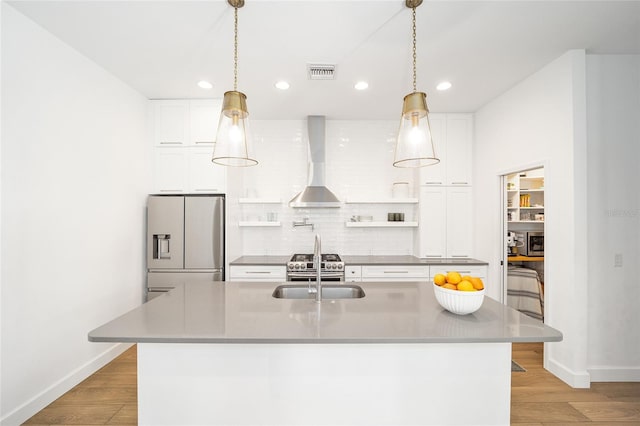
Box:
212;90;257;167
211;0;257;167
393;92;440;168
393;0;440;168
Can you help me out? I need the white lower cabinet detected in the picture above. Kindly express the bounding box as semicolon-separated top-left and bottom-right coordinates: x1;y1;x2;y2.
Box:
429;265;487;280
345;265;362;282
419;186;472;258
361;265;429;282
229;265;286;282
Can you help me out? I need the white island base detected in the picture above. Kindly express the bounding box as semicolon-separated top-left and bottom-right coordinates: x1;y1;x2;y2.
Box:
138;342;511;425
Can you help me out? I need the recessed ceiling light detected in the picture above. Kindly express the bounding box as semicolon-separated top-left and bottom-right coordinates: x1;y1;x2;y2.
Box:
354;81;369;90
436;81;452;91
198;80;213;90
275;81;290;90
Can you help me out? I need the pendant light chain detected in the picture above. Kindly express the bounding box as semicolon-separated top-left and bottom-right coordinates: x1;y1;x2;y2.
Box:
412;6;417;93
233;6;238;92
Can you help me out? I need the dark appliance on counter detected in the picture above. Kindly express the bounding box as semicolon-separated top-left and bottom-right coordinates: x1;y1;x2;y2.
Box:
146;195;224;300
525;232;544;256
287;254;345;282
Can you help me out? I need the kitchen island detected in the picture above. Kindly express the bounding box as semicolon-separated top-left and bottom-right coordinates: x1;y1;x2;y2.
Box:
89;281;561;425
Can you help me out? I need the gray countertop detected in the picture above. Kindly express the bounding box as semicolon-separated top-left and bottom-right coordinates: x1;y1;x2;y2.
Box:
230;255;488;266
229;255;291;265
89;281;561;344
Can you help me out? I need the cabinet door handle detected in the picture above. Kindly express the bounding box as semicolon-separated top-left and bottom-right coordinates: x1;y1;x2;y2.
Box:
195;188;219;192
451;182;468;185
159;141;182;145
451;255;469;258
246;271;271;274
425;181;442;185
384;270;408;274
194;140;214;144
159;189;182;192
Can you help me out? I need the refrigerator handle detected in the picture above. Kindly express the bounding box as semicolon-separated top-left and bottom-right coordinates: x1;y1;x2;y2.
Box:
213;198;224;268
153;234;172;260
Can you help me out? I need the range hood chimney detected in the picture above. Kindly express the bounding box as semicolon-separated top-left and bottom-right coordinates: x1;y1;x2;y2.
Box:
289;116;341;208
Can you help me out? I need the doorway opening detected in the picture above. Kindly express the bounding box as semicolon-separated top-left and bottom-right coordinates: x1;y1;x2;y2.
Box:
501;166;545;323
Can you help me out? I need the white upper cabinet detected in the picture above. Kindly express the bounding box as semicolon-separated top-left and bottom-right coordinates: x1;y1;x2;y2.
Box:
418;186;448;257
419;113;473;186
187;148;226;193
153;100;189;146
418;186;472;258
446;115;473;186
153;148;187;193
421;114;446;185
189;99;222;146
151;99;226;194
153;99;221;147
445;186;473;257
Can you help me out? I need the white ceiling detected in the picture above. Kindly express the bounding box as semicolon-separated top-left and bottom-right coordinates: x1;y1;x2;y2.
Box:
7;0;640;120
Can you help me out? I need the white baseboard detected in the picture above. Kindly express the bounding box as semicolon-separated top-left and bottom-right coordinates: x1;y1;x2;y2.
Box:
588;366;640;382
1;343;132;426
546;356;591;388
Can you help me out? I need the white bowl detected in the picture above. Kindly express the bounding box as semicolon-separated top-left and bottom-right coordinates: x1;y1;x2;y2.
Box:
433;282;485;315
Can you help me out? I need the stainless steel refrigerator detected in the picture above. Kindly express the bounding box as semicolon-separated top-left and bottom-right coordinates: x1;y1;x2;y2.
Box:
146;195;224;300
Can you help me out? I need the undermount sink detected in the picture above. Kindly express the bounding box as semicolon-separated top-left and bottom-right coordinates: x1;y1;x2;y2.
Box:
272;284;366;300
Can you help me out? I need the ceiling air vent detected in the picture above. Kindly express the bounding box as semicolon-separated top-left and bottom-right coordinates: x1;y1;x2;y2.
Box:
307;64;336;80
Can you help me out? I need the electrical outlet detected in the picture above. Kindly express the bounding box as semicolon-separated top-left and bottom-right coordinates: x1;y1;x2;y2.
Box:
614;253;623;267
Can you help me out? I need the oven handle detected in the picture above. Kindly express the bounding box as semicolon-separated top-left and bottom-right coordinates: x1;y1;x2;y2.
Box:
286;272;345;278
286;273;345;282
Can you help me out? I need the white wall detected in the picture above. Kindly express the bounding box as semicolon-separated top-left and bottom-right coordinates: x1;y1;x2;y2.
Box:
473;50;590;387
1;5;151;424
586;54;640;381
226;119;417;259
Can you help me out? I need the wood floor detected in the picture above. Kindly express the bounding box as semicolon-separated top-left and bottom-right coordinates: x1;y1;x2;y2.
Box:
24;343;640;425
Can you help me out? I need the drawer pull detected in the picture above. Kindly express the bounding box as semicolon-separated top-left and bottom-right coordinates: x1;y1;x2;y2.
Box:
246;271;271;274
384;271;408;273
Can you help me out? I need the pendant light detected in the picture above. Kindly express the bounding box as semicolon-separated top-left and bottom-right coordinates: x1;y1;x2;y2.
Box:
393;0;440;168
212;0;258;167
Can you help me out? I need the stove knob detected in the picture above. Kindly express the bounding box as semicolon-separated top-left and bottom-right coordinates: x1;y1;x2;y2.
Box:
331;264;337;269
338;264;343;269
301;264;306;270
295;264;300;270
287;263;293;270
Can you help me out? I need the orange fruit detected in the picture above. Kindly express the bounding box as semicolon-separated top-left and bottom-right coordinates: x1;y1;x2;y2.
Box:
470;277;484;290
433;274;446;286
442;283;457;290
461;275;473;282
446;271;462;285
457;280;475;291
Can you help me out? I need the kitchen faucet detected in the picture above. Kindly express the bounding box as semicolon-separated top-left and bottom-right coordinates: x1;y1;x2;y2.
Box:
313;233;322;302
293;217;314;230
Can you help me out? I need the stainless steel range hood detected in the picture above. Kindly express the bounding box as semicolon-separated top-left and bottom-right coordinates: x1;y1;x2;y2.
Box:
289;116;341;208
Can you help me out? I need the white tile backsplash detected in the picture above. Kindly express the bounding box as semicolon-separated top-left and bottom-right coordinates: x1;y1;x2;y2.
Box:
227;119;418;257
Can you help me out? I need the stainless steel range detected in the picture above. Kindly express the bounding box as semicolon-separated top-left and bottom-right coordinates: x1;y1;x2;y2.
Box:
287;253;345;282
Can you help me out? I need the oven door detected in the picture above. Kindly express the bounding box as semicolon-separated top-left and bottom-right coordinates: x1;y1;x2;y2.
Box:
287;272;345;282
